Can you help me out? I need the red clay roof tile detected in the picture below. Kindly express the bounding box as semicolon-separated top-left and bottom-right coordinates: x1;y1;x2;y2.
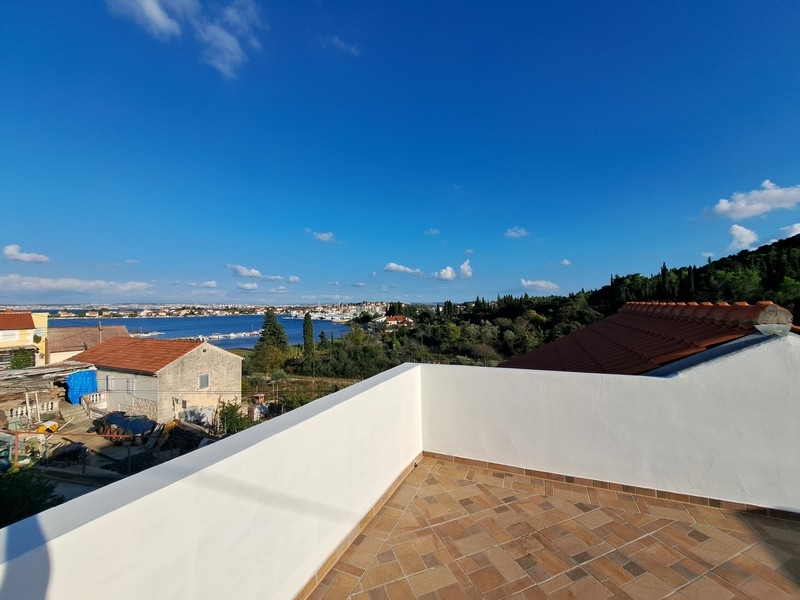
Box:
501;301;794;375
71;337;203;374
0;312;35;331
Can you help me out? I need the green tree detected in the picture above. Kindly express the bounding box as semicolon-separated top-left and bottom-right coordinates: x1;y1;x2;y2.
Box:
215;399;253;436
245;311;289;375
0;469;64;528
303;312;315;360
10;350;34;370
259;311;289;349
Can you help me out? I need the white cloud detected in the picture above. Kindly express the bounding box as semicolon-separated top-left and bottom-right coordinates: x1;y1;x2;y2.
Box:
465;248;474;254
237;282;258;290
780;223;800;238
270;285;288;293
520;279;559;291
222;0;264;49
326;281;340;286
0;274;151;294
424;228;439;236
264;275;283;281
228;263;263;278
460;259;472;279
106;0;192;40
384;262;422;275
126;259;140;264
312;231;335;242
107;0;264;79
505;226;530;239
318;35;361;57
196;22;245;79
727;224;758;251
3;244;50;263
352;282;367;287
560;259;572;266
712;180;800;220
288;275;300;283
189;280;217;288
433;266;456;281
702;252;715;259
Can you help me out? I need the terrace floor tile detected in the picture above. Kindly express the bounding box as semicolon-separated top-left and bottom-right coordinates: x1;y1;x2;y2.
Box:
306;456;800;599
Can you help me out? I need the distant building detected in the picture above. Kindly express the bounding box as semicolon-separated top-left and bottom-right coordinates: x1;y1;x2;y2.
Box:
373;315;414;327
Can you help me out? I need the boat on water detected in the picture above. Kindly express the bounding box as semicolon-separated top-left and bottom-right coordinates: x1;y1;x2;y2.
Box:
196;331;261;341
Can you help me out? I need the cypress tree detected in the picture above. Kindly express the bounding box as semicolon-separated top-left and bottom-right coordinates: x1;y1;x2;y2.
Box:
303;312;314;360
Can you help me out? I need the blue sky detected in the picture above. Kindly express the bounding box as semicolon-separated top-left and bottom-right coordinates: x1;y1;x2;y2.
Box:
2;1;800;306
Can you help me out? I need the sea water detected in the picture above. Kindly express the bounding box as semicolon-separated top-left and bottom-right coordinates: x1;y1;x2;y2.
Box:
49;315;353;350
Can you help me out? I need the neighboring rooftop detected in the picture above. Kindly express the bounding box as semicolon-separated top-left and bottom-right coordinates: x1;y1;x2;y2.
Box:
0;361;94;393
48;325;130;354
71;337;203;374
0;312;35;331
501;301;796;375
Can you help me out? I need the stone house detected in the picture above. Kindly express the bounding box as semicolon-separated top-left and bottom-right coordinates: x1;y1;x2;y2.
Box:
72;337;242;422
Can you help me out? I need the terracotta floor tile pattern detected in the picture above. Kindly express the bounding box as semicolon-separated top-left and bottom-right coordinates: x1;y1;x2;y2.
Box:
307;457;800;599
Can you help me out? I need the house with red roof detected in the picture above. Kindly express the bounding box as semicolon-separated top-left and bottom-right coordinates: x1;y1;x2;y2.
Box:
72;337;242;423
373;315;414;327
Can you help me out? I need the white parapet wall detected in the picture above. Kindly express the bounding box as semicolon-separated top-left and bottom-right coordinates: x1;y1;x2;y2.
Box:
421;334;800;512
0;363;423;600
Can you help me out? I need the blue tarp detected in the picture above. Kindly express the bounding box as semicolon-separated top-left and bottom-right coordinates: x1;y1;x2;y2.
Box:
65;370;98;404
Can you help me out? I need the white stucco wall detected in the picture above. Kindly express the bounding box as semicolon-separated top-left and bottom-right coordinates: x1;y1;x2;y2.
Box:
421;334;800;511
0;363;422;600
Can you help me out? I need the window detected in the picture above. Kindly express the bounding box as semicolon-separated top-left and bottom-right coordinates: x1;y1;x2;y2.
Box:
198;373;210;389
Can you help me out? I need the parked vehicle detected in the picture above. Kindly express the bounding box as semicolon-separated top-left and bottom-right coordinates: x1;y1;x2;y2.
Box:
96;411;158;446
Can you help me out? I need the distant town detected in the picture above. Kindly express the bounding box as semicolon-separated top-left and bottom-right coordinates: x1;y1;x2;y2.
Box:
2;302;394;323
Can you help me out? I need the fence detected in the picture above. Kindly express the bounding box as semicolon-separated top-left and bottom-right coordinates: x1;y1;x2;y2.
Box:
80;392;107;418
